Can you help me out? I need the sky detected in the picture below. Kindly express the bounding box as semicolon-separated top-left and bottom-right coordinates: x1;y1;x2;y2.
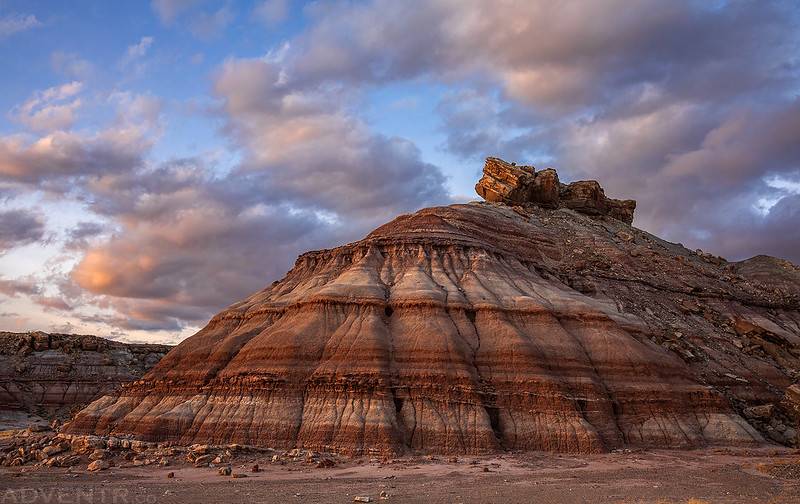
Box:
0;0;798;344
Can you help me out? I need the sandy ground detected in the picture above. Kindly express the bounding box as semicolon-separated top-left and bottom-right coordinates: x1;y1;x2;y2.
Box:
2;448;800;504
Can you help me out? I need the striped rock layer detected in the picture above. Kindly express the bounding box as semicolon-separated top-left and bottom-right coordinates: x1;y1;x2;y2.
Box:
67;202;800;455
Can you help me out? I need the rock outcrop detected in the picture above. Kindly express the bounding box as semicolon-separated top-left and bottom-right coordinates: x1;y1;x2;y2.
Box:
0;332;171;421
67;159;800;456
475;157;636;224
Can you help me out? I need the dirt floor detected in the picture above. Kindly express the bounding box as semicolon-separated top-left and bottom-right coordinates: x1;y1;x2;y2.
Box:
2;448;800;504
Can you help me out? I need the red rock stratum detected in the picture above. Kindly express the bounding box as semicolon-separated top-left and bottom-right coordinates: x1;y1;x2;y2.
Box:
67;158;800;455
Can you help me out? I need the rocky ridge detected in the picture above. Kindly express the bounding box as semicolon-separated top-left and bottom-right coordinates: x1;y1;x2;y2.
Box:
0;332;171;422
66;158;800;456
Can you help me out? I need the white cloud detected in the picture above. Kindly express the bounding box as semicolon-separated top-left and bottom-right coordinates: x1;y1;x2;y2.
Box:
0;13;40;39
125;36;154;60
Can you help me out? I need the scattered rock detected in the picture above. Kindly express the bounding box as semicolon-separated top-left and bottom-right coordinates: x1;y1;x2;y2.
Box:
616;231;634;242
194;454;215;467
87;460;110;472
218;466;232;476
89;449;111;460
474;157;536;205
315;458;335;469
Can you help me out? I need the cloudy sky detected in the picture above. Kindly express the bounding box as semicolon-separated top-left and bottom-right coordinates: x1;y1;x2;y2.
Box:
0;0;798;343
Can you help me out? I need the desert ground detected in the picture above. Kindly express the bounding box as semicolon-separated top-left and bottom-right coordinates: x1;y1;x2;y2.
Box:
3;446;800;504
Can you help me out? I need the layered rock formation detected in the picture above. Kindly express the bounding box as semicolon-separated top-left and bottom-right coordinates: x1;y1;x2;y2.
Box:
0;332;171;421
475;157;636;224
68;158;800;456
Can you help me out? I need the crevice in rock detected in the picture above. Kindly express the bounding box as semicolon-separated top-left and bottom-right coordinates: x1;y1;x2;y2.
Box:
486;406;503;448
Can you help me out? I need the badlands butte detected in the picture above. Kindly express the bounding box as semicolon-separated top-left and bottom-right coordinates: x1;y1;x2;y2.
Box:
66;157;800;456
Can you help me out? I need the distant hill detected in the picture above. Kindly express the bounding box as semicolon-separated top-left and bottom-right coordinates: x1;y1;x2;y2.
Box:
0;331;172;427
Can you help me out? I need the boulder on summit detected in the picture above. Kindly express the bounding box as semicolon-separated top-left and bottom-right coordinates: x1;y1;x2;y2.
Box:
475;156;636;224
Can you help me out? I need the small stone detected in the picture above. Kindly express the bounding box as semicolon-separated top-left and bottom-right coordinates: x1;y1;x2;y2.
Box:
194;454;215;467
616;231;634;242
43;445;62;457
218;466;232;476
89;449;111;460
87;460;110;472
167;472;175;478
231;473;247;478
193;444;211;455
315;458;336;469
251;464;260;472
353;498;372;503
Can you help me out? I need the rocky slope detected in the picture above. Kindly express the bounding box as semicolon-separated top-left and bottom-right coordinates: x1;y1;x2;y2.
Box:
0;332;171;422
67;158;800;455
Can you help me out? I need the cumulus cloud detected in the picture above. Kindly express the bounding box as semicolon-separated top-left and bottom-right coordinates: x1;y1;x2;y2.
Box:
48;47;449;331
0;91;159;184
214;57;449;225
0;209;45;251
70;159;353;330
12;81;84;132
0;130;145;184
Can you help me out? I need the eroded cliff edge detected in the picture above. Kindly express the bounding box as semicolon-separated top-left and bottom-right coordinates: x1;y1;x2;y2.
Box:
0;332;171;425
66;158;800;455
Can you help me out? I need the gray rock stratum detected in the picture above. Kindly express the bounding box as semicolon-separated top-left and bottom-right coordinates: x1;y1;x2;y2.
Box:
67;158;800;455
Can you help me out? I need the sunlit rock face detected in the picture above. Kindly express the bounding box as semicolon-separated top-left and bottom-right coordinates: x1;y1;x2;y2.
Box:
68;163;800;455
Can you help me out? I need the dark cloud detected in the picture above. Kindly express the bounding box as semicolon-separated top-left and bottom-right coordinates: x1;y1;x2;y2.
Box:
0;209;45;251
70;222;105;239
68;157;370;330
33;296;72;311
0;131;146;184
0;274;40;297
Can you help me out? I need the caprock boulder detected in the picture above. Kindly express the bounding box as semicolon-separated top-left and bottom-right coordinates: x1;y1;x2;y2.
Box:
67;157;800;455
